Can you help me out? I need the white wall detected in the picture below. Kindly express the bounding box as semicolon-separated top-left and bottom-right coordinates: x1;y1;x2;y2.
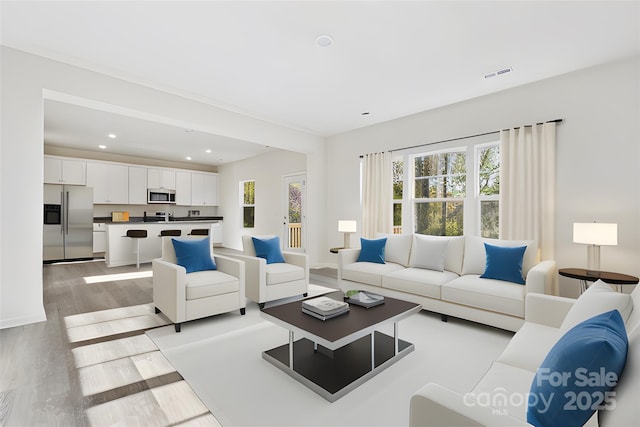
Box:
326;56;640;297
0;46;323;329
218;149;306;250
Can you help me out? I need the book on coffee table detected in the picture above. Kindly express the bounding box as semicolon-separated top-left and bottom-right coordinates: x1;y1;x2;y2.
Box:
347;291;385;308
302;306;349;321
302;296;349;316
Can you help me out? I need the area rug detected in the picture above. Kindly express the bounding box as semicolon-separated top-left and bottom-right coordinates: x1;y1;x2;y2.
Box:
147;297;513;427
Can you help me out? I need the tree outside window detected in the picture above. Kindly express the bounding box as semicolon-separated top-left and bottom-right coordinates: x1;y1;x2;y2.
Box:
414;150;466;236
477;144;500;238
242;180;255;228
393;159;403;234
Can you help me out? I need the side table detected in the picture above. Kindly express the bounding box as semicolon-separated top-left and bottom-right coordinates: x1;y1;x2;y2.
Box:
559;268;639;294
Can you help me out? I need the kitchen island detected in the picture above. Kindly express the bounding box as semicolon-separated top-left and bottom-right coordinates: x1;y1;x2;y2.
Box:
105;220;222;267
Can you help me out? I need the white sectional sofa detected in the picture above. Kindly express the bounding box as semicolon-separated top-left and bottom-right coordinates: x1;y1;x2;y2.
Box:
338;234;557;332
410;281;639;427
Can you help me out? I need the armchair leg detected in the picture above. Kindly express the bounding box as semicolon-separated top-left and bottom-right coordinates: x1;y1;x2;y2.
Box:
240;307;246;315
441;314;448;322
303;293;308;297
259;302;265;309
154;307;161;314
174;323;182;333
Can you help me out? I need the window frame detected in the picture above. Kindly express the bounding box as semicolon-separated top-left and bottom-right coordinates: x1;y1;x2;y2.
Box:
475;142;500;238
240;179;255;229
394;136;500;237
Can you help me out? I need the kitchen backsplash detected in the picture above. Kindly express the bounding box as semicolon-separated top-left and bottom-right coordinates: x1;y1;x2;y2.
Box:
92;204;218;218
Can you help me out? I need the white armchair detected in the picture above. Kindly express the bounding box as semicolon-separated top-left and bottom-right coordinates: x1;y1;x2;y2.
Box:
152;236;246;332
232;235;309;308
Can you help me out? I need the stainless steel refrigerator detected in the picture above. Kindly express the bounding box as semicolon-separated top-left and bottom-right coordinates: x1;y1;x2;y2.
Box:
43;184;93;261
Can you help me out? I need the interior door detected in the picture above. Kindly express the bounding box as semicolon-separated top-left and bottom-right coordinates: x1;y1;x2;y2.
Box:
283;174;306;253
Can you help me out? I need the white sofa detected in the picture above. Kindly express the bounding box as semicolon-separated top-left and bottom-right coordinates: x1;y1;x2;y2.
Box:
410;281;639;427
338;234;557;332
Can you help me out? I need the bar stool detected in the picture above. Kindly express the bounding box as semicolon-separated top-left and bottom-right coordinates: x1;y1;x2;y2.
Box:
125;229;147;269
159;229;181;237
189;229;209;236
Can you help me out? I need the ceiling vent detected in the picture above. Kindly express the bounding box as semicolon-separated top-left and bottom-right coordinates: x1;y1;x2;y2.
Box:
484;67;513;79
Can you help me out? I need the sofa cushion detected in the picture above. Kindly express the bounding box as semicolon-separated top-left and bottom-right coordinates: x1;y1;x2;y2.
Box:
342;262;405;287
410;235;465;275
480;243;527;285
383;268;458;299
411;235;449;271
560;280;632;333
528;310;628;427
471;362;536;421
496;322;562;373
442;275;526;317
621;285;640;331
252;236;286;264
357;237;387;264
171;237;217;273
462;236;538;277
598;325;639;427
185;270;239;300
376;233;413;267
265;262;305;285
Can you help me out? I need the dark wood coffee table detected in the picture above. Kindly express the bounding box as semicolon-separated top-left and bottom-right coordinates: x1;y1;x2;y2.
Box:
260;291;421;402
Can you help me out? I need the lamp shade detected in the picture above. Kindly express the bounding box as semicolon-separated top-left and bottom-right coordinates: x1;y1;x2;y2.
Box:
338;220;357;233
573;223;618;246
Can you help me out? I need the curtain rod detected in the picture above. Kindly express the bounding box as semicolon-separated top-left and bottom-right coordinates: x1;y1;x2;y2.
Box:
378;118;563;155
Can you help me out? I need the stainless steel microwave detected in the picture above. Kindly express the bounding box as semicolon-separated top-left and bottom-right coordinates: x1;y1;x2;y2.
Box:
148;189;176;204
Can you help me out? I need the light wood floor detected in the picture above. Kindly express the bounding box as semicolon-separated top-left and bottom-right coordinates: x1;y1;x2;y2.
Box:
0;260;338;426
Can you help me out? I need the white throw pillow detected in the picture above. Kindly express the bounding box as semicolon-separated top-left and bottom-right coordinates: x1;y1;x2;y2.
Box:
411;234;449;272
461;236;538;276
376;233;413;267
560;280;633;333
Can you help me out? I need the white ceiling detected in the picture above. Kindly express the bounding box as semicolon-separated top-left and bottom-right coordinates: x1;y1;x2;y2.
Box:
2;1;639;166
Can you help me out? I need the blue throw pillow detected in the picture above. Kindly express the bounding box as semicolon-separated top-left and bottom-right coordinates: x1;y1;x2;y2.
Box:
357;237;387;264
252;236;285;264
171;237;217;273
527;310;628;427
480;243;526;284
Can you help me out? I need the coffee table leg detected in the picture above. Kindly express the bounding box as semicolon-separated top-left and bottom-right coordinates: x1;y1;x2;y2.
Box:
289;330;294;369
371;333;375;370
394;322;399;356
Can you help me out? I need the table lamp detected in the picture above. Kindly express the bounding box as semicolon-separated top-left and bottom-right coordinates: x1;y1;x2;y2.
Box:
338;220;357;249
573;222;617;276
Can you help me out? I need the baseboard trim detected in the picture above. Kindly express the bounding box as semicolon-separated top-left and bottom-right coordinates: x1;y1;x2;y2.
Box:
0;308;47;330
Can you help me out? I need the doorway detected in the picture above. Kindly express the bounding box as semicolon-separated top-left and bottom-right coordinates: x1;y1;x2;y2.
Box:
283;174;306;253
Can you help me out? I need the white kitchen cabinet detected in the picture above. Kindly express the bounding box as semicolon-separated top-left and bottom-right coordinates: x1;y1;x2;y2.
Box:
86;162;129;204
175;171;192;206
147;168;176;190
44;156;86;185
191;172;218;206
93;223;106;253
128;166;147;204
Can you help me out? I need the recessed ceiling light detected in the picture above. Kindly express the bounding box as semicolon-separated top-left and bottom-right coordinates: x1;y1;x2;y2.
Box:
186;156;192;161
98;145;107;149
316;34;334;48
108;133;117;139
205;149;212;153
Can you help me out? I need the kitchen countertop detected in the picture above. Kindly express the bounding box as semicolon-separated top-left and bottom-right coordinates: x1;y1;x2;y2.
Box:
94;216;223;223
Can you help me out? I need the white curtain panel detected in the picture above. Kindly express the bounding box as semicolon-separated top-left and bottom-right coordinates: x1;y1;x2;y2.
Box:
499;122;556;260
362;152;393;238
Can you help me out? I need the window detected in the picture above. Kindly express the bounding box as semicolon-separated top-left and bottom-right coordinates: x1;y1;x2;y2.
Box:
241;180;255;228
394;137;500;237
392;159;403;234
413;149;466;236
477;143;500;238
